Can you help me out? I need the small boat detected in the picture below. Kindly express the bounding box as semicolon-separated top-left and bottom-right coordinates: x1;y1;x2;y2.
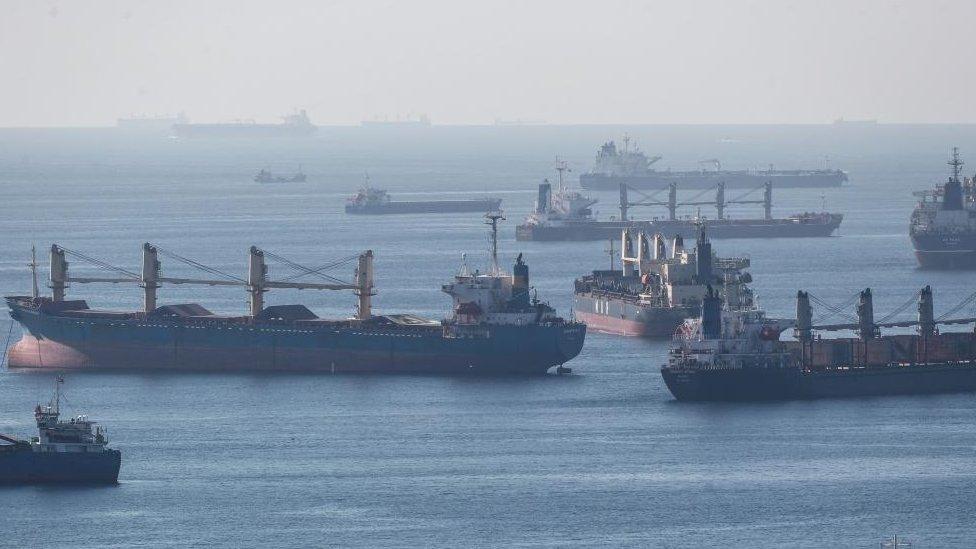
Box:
0;378;121;484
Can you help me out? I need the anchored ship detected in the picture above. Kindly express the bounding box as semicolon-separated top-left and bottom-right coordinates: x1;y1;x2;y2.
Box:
172;110;316;138
517;179;842;241
345;175;501;215
254;167;306;183
661;286;976;401
579;136;847;190
910;147;976;269
5;221;583;375
0;378;121;484
574;226;752;337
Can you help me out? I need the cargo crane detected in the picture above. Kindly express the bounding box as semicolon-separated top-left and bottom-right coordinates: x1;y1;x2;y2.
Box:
42;244;374;319
619;181;774;221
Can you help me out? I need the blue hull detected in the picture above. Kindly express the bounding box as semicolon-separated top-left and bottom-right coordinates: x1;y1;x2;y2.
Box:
0;447;121;484
7;303;586;375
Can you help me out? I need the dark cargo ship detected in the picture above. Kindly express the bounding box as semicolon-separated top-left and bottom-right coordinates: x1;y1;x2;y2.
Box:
345;178;501;215
0;379;121;485
579;137;847;190
574;226;753;337
661;286;976;401
517;180;842;241
5;219;583;375
910;148;976;269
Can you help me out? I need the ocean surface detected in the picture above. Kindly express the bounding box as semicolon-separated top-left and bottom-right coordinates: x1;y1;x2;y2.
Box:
1;124;975;547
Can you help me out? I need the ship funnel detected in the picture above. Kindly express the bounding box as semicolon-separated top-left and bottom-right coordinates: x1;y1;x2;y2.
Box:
795;290;812;342
701;285;723;339
856;287;877;340
536;181;552;214
694;225;712;284
918;285;935;337
512;253;530;307
671;235;684;258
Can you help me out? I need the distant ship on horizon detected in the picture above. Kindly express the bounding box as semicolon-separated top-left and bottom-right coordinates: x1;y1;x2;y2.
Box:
360;114;431;128
172;110;316;138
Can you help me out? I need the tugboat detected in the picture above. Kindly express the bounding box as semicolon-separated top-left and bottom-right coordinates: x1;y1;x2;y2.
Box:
254;167;307;183
0;378;121;484
910;147;976;269
345;174;501;215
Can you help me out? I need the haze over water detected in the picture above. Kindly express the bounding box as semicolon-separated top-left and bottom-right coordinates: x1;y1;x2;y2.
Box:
1;124;976;547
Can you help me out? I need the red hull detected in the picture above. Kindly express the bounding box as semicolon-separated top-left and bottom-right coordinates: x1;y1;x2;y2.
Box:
574;310;671;337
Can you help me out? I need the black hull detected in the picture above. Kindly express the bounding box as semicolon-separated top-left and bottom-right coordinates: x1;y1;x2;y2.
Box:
0;447;121;485
661;362;976;401
517;217;841;241
346;199;502;215
911;233;976;269
580;171;847;190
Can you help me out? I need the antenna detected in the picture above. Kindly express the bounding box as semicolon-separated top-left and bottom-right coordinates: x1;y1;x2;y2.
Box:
30;244;39;299
606;238;616;271
54;375;64;415
554;156;570;192
484;211;505;275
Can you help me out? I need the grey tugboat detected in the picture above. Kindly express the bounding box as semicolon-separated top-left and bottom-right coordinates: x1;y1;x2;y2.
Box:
910;147;976;269
0;378;121;484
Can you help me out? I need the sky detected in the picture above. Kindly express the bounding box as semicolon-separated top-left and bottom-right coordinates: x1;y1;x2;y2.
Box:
1;0;975;126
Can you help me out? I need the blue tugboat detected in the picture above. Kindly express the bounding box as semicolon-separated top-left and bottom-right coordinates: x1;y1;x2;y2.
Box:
0;378;121;484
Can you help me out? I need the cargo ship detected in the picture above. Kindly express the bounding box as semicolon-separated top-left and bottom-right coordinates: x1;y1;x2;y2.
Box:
910;147;976;269
574;226;753;337
345;176;501;215
579;136;847;190
0;378;121;484
517;180;842;241
254;167;306;183
172;110;316;138
5;220;583;375
661;286;976;401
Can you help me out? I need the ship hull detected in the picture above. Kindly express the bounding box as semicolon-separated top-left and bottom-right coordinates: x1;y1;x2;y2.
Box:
6;305;584;376
172;124;316;138
346;199;502;215
574;294;693;337
661;362;976;401
579;171;847;190
518;217;841;241
0;447;121;484
910;233;976;269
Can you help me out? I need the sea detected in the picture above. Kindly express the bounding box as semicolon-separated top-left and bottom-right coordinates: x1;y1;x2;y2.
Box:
1;123;975;548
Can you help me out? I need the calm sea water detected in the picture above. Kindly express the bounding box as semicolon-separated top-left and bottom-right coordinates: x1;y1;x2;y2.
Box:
1;124;975;547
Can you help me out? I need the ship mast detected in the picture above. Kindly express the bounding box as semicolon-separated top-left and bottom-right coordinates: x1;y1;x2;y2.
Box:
29;244;39;299
949;146;964;182
554;157;570;193
485;211;505;275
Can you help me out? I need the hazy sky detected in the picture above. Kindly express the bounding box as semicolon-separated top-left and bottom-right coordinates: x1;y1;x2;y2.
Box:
2;0;975;126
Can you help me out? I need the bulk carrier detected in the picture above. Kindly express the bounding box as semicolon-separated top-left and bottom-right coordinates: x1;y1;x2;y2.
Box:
5;219;584;375
579;136;847;190
517;179;842;241
662;286;976;401
345;175;501;215
172;110;316;139
910;148;976;269
573;226;752;337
